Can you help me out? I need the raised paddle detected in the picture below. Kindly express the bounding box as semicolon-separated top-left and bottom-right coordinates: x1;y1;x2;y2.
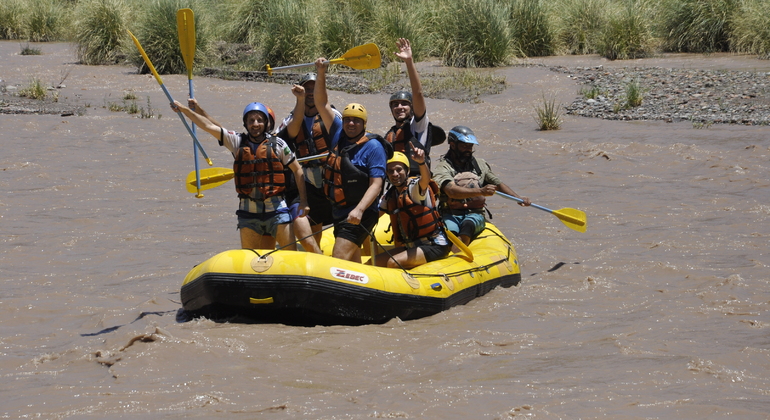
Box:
184;152;329;193
496;191;587;233
176;8;203;198
127;30;213;167
265;43;381;76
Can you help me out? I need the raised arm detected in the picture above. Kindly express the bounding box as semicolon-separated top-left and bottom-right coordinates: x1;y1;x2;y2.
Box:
171;100;222;139
187;98;223;128
314;57;336;130
395;38;426;119
285;84;307;139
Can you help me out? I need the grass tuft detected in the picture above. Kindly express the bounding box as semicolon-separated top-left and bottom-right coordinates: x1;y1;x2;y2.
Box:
534;93;562;130
19;77;47;100
20;43;41;55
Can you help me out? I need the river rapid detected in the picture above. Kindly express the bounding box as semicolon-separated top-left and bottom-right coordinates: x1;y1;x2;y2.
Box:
2;42;769;419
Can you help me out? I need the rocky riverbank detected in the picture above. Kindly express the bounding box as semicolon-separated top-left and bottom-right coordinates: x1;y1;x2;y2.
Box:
554;65;770;126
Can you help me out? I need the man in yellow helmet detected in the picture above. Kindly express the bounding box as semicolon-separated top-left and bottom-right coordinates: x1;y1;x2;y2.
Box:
314;57;388;263
375;145;450;269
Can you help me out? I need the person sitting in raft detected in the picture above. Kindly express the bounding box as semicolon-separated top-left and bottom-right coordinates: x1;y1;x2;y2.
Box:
314;57;388;263
375;146;451;269
432;125;531;250
171;100;309;250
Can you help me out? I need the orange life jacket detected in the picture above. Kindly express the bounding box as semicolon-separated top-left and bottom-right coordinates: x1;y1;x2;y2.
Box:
323;132;372;208
385;178;443;244
233;134;285;200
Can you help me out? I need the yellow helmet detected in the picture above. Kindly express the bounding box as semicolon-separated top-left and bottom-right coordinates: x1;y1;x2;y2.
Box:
342;103;367;123
387;151;410;170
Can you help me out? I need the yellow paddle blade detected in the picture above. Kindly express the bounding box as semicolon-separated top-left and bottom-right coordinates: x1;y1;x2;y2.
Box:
328;43;381;70
186;168;234;193
445;229;474;262
553;208;587;233
176;8;196;79
128;30;164;86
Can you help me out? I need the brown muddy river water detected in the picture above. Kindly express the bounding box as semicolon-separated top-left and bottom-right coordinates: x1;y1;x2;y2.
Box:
2;42;769;418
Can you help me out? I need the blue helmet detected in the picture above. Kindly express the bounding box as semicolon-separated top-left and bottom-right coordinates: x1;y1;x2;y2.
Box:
242;102;274;131
448;126;478;144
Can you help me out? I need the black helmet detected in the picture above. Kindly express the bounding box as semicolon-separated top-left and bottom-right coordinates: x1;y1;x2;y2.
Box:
448;126;478;144
298;72;317;86
389;91;412;105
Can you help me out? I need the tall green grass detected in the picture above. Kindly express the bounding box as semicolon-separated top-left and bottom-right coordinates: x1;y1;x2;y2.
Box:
26;0;69;42
597;1;656;60
376;0;435;63
554;0;610;54
320;0;379;59
437;0;513;67
260;0;319;68
73;0;130;65
0;0;25;40
730;0;770;59
658;0;736;53
127;0;210;75
507;0;558;57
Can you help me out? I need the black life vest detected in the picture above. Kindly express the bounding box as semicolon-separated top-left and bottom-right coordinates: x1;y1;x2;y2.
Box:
294;113;330;167
323;132;393;208
233;134;285;200
385;121;428;176
385;178;443;244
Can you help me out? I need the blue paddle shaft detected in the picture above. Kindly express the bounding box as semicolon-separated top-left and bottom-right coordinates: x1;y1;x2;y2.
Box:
496;191;552;214
159;84;211;163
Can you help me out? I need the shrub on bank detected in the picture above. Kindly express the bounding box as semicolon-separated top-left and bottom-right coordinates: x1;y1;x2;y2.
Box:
0;0;26;40
597;1;656;60
730;0;770;59
127;0;211;75
554;0;610;54
437;0;513;67
507;0;558;57
73;0;131;65
658;0;736;53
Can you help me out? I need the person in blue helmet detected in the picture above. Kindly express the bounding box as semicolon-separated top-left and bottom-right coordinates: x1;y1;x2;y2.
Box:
171;100;309;250
432;126;531;250
314;57;389;263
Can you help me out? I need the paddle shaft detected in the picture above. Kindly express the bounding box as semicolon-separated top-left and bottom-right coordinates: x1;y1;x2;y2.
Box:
267;56;354;73
496;191;585;226
127;30;212;166
177;8;202;196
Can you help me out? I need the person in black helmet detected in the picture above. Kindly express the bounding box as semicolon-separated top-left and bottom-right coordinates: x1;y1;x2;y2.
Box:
275;73;342;254
384;38;436;176
432;126;531;249
171;100;309;251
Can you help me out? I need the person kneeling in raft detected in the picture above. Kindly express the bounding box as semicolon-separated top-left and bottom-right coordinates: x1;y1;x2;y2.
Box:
375;145;451;269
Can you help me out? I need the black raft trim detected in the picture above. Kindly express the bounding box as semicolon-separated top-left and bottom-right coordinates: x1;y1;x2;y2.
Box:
180;272;520;326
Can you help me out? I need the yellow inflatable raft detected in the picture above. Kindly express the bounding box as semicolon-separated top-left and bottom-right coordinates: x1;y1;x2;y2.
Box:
181;216;521;325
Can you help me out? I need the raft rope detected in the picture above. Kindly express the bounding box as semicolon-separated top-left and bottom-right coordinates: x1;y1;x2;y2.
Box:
248;224;337;259
247;225;516;280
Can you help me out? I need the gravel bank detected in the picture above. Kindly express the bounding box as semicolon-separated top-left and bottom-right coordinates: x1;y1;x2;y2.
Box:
553;65;770;126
